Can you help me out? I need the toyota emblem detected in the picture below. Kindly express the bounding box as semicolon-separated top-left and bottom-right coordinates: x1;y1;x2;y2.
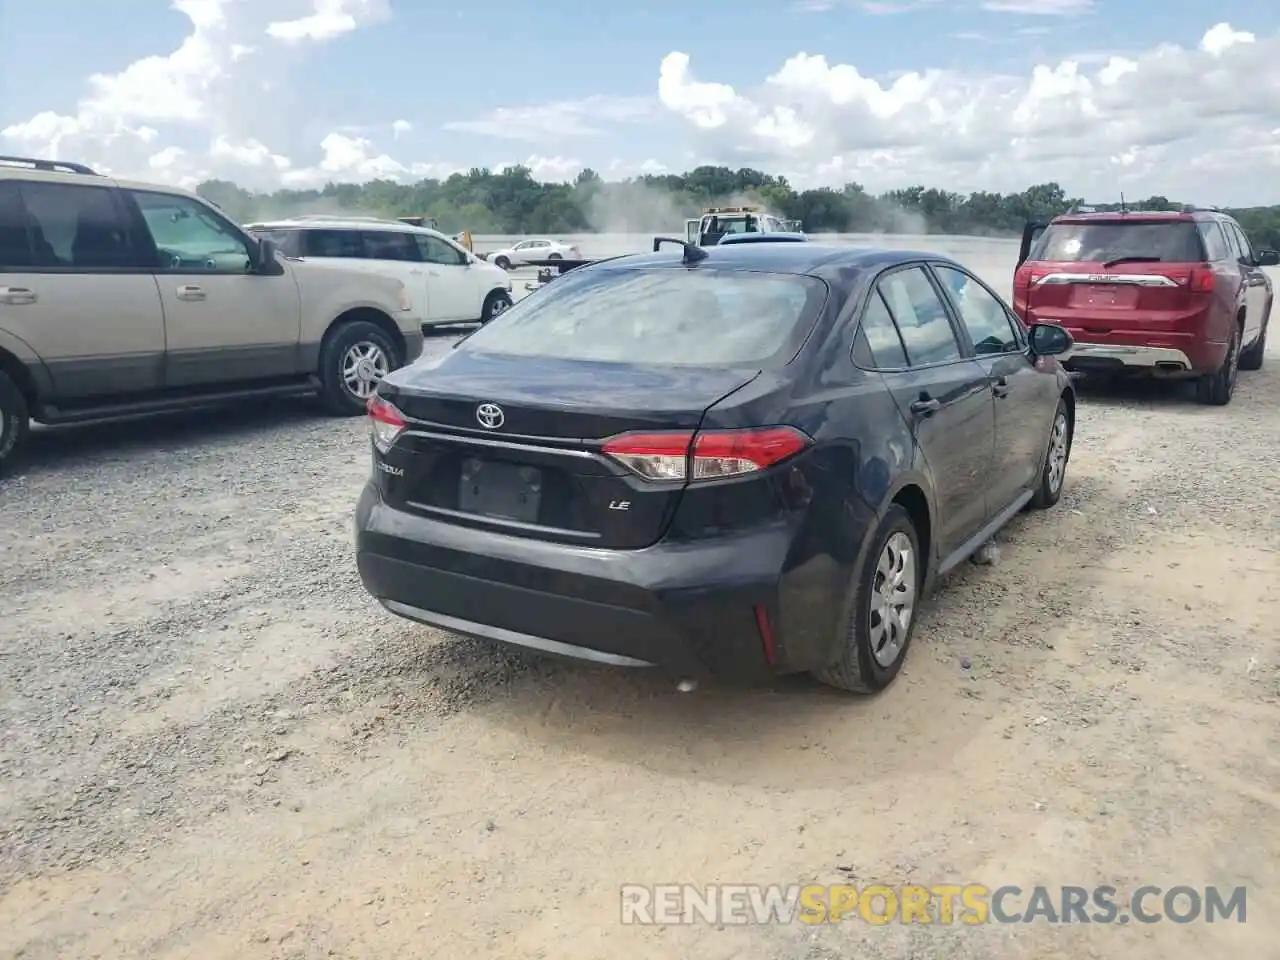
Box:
475;403;504;429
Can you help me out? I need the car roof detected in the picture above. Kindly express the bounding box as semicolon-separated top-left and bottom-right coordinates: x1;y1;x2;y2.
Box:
1050;210;1231;225
247;217;453;237
594;242;962;279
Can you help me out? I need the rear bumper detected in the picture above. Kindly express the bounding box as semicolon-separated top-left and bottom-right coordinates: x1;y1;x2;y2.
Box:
1059;334;1223;376
354;483;794;680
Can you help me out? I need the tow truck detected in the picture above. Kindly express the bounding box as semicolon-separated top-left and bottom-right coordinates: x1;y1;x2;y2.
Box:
683;206;802;247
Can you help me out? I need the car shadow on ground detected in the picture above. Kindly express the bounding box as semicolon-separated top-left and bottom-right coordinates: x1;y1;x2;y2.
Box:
1070;373;1198;406
349;606;977;791
5;396;333;479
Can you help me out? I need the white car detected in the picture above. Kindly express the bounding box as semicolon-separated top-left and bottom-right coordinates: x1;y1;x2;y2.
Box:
245;216;515;327
484;238;581;270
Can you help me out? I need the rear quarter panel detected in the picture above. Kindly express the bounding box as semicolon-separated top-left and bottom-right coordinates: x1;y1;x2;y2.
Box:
695;283;930;673
287;261;421;337
0;324;54;397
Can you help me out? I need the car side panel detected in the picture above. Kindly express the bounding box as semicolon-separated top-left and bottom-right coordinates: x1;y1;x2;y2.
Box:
6;271;166;401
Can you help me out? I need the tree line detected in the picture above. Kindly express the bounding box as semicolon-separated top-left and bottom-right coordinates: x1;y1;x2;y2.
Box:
197;165;1280;249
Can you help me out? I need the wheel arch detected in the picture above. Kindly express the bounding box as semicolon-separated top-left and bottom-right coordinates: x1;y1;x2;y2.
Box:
320;307;405;365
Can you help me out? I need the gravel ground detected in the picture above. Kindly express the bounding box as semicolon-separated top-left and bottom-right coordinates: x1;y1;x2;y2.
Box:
1;265;1278;959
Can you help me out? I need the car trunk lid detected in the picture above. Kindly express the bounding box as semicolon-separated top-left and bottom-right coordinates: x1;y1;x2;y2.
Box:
376;352;759;549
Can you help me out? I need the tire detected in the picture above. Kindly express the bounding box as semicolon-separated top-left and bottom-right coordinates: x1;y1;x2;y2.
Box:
1030;398;1072;510
318;321;401;416
1194;322;1240;406
1239;320;1267;372
0;369;30;471
494;255;511;271
548;252;563;261
480;290;513;324
812;504;922;694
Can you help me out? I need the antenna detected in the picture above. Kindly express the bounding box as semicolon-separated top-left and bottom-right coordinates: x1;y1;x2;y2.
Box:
651;236;708;264
1120;192;1128;214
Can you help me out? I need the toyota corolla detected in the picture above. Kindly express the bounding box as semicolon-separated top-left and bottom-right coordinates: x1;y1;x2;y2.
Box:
354;240;1076;694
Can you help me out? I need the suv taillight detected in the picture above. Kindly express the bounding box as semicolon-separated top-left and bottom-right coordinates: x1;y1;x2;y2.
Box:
367;394;406;453
1189;267;1215;293
601;427;813;482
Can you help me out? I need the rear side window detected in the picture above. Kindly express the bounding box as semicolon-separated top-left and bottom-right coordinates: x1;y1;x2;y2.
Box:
21;182;136;268
458;266;827;367
877;267;963;366
1228;223;1254;261
0;182;34;269
1196;222;1230;262
360;231;420;262
301;229;363;258
1031;221;1203;263
853;291;909;369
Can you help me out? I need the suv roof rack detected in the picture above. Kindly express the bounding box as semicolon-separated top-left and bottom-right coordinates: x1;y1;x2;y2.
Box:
1180;204;1221;213
0;155;99;176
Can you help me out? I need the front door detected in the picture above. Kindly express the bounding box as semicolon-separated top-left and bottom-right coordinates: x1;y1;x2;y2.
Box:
871;265;995;557
8;179;165;401
414;234;477;322
127;190;302;388
931;263;1050;511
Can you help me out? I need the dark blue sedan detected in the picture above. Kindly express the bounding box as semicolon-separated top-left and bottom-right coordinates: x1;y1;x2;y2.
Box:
355;241;1076;694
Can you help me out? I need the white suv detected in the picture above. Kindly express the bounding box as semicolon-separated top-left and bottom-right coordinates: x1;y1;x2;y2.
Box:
246;217;515;328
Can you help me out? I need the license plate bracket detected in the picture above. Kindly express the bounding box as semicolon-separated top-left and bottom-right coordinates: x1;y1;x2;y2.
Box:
458;458;542;523
1069;284;1137;308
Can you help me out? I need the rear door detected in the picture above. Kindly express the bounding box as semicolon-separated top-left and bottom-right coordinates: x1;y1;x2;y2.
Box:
126;189;301;387
863;265;995;555
1018;222;1047;268
9;179;165;401
931;263;1050;511
372;263;828;549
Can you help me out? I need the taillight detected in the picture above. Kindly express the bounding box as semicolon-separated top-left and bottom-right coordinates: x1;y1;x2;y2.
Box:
600;426;813;482
367;393;406;453
1189;267;1215;293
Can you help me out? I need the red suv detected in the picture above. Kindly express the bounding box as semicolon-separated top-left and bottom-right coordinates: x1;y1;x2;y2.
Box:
1012;208;1277;405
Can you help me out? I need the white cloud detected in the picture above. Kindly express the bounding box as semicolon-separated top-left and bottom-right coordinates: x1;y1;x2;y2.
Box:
443;96;655;142
656;22;1280;203
497;155;584;183
265;0;389;44
391;119;412;138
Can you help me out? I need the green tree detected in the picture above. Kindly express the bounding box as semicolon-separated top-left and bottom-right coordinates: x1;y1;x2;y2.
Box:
196;167;1280;250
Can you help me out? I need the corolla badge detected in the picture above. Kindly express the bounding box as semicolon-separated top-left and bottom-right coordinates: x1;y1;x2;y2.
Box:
476;403;505;429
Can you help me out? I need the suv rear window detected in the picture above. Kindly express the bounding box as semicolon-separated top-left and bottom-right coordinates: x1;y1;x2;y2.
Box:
1031;220;1204;263
458;266;827;367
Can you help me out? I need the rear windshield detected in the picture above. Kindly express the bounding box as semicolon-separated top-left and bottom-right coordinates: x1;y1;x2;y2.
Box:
1031;221;1204;263
458;265;827;367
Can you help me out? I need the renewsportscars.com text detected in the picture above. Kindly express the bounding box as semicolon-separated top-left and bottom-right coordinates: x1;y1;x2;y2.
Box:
620;883;1247;925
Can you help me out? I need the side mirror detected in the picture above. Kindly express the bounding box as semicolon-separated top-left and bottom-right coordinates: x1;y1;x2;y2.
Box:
1255;249;1279;268
258;238;278;265
1029;322;1073;357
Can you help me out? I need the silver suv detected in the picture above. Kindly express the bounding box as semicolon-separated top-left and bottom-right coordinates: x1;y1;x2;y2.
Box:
0;156;425;467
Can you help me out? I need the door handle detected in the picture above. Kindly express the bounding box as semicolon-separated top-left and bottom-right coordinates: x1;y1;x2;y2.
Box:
0;286;37;305
909;395;942;416
992;376;1011;398
176;285;206;301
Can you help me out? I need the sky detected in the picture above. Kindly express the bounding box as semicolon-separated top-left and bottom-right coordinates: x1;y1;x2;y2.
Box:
1;0;1278;205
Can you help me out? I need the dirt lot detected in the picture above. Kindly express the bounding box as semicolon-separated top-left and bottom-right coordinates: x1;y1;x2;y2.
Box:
1;328;1277;960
